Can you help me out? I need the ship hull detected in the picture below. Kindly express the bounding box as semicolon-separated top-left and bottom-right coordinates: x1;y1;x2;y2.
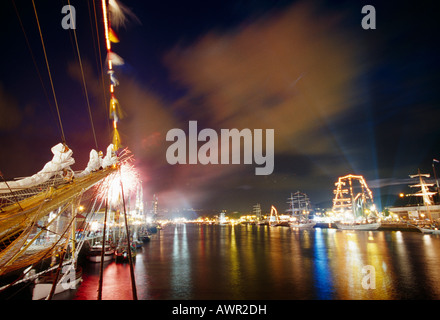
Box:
412;225;440;234
336;222;381;230
289;222;316;230
87;251;114;263
32;267;82;300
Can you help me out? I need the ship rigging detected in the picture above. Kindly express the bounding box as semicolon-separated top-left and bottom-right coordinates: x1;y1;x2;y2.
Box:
0;0;141;300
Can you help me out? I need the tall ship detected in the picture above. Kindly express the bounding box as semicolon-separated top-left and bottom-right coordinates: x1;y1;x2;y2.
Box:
268;205;290;227
406;170;440;234
254;203;268;225
332;174;381;230
287;191;316;229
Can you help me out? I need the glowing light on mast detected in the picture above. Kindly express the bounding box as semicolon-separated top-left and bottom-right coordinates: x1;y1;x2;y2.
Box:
102;0;121;151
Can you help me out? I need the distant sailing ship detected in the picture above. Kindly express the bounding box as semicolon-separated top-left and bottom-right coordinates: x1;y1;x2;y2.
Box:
287;191;316;230
406;170;440;234
87;242;115;263
268;205;289;227
332;174;381;230
254;203;268;225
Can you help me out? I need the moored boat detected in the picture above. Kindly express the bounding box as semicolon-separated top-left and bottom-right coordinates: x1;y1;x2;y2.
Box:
404;170;440;234
115;244;136;263
290;221;316;230
287;191;315;230
332;174;381;231
407;221;440;234
335;221;381;230
86;243;115;263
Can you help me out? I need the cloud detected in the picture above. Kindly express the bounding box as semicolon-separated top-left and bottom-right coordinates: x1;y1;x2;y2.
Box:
155;1;371;209
66;59;241;209
165;1;363;158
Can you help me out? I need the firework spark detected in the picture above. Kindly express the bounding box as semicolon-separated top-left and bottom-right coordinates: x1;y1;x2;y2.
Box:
97;149;140;207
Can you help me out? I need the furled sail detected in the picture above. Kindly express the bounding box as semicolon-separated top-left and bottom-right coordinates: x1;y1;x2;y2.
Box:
0;143;74;194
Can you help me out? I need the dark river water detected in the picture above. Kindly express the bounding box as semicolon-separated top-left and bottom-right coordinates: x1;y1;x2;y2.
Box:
64;223;440;300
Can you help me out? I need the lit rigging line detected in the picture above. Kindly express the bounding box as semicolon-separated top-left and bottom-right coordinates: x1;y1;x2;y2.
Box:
11;0;62;139
102;0;121;151
67;0;99;150
89;0;112;137
31;0;66;144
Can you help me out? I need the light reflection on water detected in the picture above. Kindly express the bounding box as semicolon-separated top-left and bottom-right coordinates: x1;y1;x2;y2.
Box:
71;224;440;300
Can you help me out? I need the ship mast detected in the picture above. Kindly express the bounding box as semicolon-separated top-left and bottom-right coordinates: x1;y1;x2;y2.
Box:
287;191;311;220
408;169;436;221
253;203;262;221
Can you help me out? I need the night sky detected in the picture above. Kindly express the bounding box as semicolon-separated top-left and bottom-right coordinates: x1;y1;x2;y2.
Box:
0;0;439;214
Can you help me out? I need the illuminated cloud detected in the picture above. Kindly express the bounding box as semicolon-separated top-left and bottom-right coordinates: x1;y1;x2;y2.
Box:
165;1;362;157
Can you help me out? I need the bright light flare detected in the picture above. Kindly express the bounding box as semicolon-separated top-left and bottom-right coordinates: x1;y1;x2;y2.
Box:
97;158;141;207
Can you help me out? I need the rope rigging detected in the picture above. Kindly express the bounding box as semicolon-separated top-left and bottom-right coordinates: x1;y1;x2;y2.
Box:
67;0;99;150
31;0;66;144
11;0;63;141
88;0;112;138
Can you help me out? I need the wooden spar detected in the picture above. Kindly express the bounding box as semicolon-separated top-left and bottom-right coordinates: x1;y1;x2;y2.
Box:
97;199;108;300
120;170;137;300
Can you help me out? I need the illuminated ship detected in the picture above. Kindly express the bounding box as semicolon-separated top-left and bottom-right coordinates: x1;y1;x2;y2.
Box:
268;205;289;227
332;174;381;230
406;170;440;234
287;191;316;230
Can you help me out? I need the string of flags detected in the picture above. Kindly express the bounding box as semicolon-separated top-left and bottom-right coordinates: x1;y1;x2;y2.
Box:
101;0;136;151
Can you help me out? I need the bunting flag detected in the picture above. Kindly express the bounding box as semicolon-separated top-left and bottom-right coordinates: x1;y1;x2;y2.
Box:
102;0;138;151
109;96;124;121
112;127;121;148
108;0;139;29
107;52;124;66
108;27;120;43
108;70;119;86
